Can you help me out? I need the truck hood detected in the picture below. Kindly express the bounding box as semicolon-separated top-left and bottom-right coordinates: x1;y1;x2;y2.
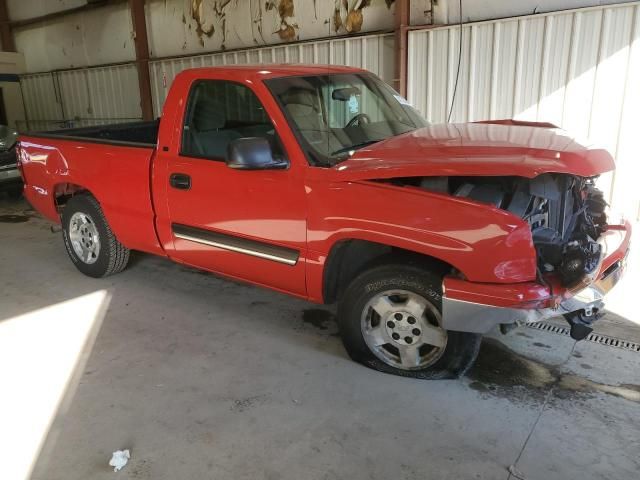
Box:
332;122;615;181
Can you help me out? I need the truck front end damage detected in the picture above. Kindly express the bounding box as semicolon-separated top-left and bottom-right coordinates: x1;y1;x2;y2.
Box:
442;225;629;339
336;121;630;339
432;173;631;339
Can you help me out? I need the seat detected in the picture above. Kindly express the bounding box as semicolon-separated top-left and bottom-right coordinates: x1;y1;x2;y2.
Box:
190;98;241;159
282;88;325;134
281;88;342;154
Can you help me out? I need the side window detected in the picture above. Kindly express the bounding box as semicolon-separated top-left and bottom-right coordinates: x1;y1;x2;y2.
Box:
181;80;283;160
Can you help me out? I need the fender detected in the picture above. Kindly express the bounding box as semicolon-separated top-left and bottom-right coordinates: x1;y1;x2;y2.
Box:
306;178;537;286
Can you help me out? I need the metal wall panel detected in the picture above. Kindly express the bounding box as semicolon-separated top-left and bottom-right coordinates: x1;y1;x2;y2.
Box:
149;33;395;117
13;2;135;73
19;73;63;130
407;2;640;219
56;64;142;122
20;63;142;131
146;0;395;60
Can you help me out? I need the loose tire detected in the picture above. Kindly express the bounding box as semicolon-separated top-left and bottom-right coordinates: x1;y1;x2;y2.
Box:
338;263;481;379
61;194;130;278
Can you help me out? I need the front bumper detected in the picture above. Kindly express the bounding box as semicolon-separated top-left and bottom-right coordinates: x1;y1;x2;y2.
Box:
442;221;631;334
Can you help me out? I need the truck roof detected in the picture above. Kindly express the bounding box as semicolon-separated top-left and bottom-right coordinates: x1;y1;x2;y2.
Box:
176;64;366;80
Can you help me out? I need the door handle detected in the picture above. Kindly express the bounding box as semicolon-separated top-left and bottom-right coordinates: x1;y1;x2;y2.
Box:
170;173;191;190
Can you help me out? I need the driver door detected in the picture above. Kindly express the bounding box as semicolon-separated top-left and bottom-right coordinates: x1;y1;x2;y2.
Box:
163;79;307;296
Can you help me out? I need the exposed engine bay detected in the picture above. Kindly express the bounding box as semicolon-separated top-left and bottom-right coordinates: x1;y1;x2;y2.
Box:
386;174;608;287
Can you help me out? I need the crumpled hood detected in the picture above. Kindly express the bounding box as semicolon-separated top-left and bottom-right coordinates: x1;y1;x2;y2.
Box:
332;122;615;181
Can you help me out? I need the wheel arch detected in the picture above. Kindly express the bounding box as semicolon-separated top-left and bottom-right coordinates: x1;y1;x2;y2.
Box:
322;238;457;304
53;180;164;256
53;182;93;212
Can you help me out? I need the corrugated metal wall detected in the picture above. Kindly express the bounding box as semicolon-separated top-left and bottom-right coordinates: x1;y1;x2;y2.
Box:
407;2;640;219
19;72;63;131
19;32;394;129
149;33;395;117
19;63;142;131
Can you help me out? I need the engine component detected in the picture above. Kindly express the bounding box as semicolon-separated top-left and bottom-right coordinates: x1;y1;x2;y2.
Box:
419;176;448;193
564;309;603;341
454;183;505;207
532;227;564;270
529;173;562;201
415;173;607;287
559;240;601;285
518;174;605;286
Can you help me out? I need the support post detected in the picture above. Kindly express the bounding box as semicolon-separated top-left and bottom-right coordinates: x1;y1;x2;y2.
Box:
129;0;154;121
0;0;16;52
394;0;410;97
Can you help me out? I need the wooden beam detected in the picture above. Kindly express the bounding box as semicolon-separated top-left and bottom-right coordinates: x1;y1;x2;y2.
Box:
394;0;410;97
0;0;15;52
129;0;154;121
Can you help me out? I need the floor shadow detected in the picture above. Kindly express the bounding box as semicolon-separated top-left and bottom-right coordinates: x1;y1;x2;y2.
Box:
467;338;640;404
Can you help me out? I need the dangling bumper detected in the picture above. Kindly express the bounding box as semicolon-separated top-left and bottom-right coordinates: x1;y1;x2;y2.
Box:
441;221;631;334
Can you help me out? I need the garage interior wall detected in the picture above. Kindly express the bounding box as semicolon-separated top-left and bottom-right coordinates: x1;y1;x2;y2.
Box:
6;0;640;220
13;1;140;130
408;1;640;221
423;0;636;24
149;33;395;117
146;0;396;58
20;64;142;131
0;51;26;128
10;0;397;129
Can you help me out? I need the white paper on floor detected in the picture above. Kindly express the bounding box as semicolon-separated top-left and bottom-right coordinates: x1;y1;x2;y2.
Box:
109;449;130;472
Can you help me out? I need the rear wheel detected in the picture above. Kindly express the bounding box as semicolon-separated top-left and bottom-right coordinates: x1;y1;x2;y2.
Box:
61;194;130;278
338;263;481;379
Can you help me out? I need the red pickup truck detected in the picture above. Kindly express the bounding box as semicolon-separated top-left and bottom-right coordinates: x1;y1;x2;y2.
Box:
17;65;630;379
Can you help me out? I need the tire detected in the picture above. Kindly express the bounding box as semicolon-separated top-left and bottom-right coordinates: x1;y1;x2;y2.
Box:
337;263;481;379
61;194;130;278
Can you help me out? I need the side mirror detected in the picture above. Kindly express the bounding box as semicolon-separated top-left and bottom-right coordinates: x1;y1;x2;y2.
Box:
226;137;288;170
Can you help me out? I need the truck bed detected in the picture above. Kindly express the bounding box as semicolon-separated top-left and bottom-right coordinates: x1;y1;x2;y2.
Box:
27;120;159;147
18;128;162;255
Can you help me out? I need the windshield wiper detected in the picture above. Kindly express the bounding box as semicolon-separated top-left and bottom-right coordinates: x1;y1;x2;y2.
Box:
331;139;382;157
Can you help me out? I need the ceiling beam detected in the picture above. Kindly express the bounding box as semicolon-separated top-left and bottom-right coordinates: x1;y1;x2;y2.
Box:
129;0;154;121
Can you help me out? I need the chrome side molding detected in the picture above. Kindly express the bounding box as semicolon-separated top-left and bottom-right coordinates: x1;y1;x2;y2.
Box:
172;223;299;266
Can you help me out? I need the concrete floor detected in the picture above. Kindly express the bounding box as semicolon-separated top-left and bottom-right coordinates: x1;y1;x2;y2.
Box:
1;195;639;480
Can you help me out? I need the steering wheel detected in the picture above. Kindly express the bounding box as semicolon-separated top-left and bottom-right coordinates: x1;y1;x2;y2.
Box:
346;113;371;128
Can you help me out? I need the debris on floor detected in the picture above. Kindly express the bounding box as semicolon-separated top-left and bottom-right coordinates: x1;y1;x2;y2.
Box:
109;449;130;472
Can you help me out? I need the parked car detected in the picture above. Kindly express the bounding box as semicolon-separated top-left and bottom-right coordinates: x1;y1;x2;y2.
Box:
0;124;22;198
17;65;630;379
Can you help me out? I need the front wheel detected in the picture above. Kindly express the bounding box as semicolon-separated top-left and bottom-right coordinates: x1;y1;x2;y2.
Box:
338;263;481;379
61;194;130;278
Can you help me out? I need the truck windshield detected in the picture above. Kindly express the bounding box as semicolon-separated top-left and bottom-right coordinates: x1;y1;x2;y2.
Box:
265;73;428;166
